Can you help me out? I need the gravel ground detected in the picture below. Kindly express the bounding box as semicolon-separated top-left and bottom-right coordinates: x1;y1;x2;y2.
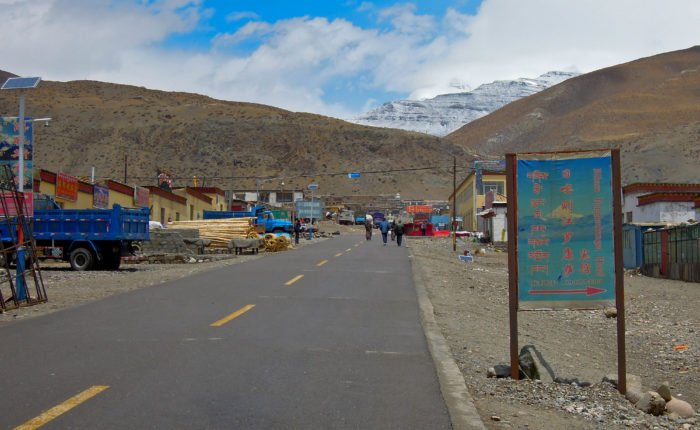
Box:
1;226;697;429
408;236;698;430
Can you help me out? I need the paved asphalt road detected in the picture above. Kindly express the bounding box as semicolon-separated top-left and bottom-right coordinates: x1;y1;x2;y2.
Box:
0;234;451;429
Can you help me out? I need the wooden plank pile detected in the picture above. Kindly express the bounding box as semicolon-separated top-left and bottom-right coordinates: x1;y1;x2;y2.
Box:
169;218;259;248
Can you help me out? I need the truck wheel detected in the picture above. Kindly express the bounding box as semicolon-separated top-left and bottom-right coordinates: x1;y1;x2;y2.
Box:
70;248;94;271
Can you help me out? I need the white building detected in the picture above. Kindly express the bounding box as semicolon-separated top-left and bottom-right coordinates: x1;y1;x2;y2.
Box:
622;183;700;223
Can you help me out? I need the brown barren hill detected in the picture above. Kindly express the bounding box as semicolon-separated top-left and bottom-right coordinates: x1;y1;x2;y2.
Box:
446;46;700;184
0;80;472;200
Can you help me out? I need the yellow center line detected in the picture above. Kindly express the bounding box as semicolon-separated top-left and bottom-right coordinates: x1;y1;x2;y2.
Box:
15;385;109;430
317;259;328;267
285;274;304;286
345;248;352;252
210;304;256;327
335;252;343;257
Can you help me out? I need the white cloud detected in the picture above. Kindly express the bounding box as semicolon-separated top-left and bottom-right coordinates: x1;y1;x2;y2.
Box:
408;0;700;99
226;11;259;22
4;0;700;117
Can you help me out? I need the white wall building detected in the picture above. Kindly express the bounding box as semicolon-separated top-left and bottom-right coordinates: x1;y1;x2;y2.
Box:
622;183;700;223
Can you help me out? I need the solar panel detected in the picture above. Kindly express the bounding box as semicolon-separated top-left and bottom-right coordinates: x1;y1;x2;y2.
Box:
1;77;41;90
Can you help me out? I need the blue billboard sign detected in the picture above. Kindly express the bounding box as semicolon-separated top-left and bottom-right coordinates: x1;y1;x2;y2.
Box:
514;150;616;309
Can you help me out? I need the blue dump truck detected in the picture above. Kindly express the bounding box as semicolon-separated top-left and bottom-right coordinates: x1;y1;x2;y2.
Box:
203;205;293;234
0;194;150;271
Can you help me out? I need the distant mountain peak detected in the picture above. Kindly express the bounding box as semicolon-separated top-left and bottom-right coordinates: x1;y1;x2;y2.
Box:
351;71;578;136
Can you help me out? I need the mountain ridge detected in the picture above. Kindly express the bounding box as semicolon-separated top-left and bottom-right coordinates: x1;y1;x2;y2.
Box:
351;71;578;137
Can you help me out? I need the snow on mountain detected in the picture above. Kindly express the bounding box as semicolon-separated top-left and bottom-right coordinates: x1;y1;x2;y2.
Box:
351;71;578;137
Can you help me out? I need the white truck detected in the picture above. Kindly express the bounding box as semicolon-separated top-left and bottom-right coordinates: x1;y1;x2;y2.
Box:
338;210;355;225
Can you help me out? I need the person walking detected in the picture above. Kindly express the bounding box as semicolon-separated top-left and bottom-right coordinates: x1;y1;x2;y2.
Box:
379;218;390;246
294;218;301;245
390;220;396;241
421;222;427;236
364;218;373;240
395;220;405;246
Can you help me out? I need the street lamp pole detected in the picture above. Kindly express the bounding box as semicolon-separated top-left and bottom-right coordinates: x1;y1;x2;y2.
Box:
1;76;42;302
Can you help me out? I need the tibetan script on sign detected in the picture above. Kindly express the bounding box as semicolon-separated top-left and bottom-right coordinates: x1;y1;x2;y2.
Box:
515;150;616;310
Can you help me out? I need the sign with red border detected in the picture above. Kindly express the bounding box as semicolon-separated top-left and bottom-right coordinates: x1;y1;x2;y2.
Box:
56;172;78;202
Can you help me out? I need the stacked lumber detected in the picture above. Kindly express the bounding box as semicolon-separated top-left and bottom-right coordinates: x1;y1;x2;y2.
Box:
263;233;291;252
169;218;259;248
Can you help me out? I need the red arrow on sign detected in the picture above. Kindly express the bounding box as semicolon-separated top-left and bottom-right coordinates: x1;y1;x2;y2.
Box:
529;286;606;296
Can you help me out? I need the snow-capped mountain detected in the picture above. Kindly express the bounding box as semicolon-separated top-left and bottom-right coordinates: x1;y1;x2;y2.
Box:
352;71;578;137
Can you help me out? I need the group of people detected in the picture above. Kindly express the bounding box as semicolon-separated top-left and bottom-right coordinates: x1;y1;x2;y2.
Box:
365;218;404;246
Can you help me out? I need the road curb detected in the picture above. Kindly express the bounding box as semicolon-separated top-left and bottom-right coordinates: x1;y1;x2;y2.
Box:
409;248;487;430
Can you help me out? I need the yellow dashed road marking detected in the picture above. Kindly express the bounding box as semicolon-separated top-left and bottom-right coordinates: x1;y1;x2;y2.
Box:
15;385;109;430
335;252;343;257
345;248;352;252
285;274;304;286
317;259;328;267
210;304;256;327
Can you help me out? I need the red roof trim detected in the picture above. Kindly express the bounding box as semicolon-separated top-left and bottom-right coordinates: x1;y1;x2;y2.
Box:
107;179;134;196
146;186;187;204
78;181;93;194
623;183;700;194
637;192;700;206
40;169;57;183
173;187;212;204
193;187;226;197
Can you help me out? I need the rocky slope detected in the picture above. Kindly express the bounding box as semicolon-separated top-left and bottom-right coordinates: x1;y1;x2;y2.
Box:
0;80;472;201
446;46;700;185
352;72;577;137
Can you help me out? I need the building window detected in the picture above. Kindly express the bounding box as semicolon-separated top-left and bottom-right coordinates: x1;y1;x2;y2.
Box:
626;211;633;223
160;208;165;224
277;191;294;203
483;181;504;196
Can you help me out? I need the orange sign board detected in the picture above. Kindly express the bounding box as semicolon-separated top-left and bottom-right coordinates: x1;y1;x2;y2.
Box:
406;205;432;214
56;172;79;201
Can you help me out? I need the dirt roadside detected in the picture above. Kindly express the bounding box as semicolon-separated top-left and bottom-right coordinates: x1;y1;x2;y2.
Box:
1;226;697;429
408;236;698;429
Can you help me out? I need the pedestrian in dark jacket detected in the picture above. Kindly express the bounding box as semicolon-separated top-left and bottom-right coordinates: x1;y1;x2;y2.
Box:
394;221;405;246
390;220;396;241
294;219;301;244
364;219;373;240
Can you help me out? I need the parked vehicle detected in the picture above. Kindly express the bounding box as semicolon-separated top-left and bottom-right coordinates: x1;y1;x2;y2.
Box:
372;212;385;227
355;215;366;225
203;205;293;234
0;194;150;271
338;210;355;225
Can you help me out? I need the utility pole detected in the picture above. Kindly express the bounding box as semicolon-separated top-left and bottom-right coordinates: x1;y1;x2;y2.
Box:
452;156;457;252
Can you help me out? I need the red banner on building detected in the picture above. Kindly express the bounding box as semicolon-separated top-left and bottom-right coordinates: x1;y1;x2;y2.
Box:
406;205;432;214
133;186;150;208
56;172;78;201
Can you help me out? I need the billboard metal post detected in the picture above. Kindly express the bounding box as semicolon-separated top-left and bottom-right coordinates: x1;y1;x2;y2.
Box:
612;149;626;395
506;154;519;379
452;156;456;252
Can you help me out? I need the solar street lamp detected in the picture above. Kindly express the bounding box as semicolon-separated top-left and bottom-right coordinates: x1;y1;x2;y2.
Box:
1;77;41;301
1;77;41;193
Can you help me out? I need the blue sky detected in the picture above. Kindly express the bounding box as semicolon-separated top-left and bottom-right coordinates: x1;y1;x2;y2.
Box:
4;0;700;118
